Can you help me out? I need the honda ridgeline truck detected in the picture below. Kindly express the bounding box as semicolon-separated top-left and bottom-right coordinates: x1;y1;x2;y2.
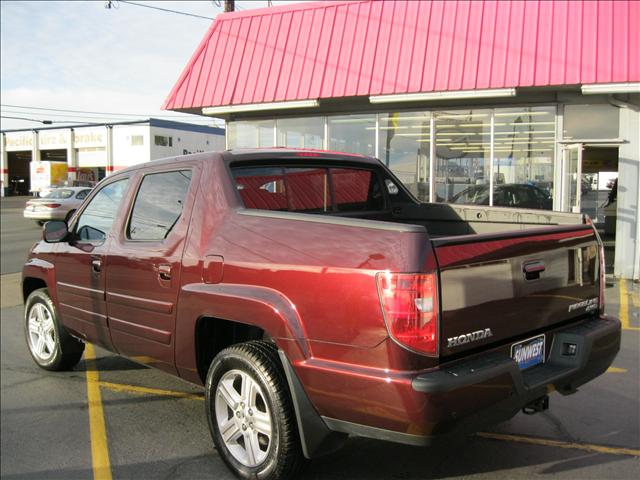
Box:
23;149;621;480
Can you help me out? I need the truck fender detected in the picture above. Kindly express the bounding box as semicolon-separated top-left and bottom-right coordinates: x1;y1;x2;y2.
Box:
176;283;313;381
22;258;57;304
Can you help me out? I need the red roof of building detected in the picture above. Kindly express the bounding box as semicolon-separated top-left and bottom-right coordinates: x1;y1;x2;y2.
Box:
163;0;640;112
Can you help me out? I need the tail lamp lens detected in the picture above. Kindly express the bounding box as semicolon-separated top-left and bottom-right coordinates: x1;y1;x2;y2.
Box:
42;203;61;208
376;272;439;356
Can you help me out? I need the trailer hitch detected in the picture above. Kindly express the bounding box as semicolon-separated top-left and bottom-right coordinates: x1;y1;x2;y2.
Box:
522;395;549;415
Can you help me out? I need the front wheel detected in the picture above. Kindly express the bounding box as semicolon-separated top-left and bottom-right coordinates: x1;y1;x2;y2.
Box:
24;288;84;371
205;341;305;480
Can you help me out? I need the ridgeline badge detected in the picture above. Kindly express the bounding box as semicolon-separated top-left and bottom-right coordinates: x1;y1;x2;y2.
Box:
568;297;598;313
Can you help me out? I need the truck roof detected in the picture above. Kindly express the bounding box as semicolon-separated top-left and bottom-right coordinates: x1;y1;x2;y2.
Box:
109;148;381;178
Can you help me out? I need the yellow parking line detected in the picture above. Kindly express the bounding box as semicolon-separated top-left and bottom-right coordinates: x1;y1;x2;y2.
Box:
477;432;640;457
607;367;627;373
99;381;204;401
85;344;112;480
620;279;640;331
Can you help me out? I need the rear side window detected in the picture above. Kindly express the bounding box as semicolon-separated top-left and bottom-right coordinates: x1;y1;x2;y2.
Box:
76;189;91;200
232;166;383;213
127;170;192;240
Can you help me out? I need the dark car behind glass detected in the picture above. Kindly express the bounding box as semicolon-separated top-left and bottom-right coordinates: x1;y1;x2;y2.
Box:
451;183;552;210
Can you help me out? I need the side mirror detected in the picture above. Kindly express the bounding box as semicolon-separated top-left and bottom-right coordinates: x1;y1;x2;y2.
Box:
43;221;69;243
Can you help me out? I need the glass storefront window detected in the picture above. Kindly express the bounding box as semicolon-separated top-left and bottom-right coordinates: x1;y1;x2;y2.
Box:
227;120;275;148
226;105;557;210
435;109;491;204
492;106;555;209
327;114;375;157
276;117;324;149
379;112;431;202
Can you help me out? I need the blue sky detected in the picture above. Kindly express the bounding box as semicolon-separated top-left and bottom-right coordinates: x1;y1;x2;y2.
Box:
0;0;292;130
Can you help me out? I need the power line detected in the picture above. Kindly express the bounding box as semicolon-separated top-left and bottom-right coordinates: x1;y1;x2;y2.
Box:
0;104;209;119
3;109;137;119
1;110;215;125
0;115;76;125
115;1;214;20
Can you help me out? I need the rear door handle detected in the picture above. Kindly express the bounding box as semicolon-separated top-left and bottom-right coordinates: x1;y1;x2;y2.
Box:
91;258;102;273
158;264;172;280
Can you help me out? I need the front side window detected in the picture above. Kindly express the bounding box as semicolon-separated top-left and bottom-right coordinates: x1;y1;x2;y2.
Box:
76;179;129;243
127;170;192;240
232;166;384;213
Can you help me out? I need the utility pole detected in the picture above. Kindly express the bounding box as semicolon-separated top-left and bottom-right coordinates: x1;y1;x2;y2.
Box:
224;0;234;12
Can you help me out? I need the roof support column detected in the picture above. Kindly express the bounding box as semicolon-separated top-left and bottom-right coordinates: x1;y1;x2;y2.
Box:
615;105;640;280
0;134;7;197
67;129;76;185
429;115;435;203
105;126;113;176
31;131;40;195
489;111;495;207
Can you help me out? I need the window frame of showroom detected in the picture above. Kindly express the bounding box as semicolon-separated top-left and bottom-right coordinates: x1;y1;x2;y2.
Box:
225;103;561;210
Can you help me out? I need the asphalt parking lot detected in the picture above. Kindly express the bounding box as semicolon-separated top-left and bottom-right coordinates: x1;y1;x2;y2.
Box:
1;196;639;480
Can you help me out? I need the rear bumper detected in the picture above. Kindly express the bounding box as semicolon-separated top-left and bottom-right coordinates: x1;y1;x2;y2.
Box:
321;315;621;447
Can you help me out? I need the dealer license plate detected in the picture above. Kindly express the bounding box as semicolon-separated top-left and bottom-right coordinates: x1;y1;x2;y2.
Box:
511;334;545;370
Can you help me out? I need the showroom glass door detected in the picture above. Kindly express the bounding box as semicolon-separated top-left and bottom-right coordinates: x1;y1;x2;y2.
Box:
562;144;582;213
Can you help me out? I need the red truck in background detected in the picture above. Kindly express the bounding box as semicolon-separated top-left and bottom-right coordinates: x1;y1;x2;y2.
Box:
22;149;620;480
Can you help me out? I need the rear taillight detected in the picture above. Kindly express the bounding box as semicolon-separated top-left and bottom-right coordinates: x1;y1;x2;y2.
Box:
376;272;439;356
42;203;61;208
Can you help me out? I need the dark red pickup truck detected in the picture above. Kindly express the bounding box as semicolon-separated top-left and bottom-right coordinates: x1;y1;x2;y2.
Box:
23;149;620;479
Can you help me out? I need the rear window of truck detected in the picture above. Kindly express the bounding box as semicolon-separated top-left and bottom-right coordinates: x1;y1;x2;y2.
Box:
231;166;384;213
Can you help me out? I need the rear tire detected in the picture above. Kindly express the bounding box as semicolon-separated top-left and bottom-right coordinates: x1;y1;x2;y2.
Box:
65;209;76;223
35;220;45;226
205;341;305;480
24;288;84;371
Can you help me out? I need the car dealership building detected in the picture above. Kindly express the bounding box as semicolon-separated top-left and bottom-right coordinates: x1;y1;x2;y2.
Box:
163;0;639;279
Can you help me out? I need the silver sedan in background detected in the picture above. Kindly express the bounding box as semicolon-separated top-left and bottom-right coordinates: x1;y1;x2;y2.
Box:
23;187;93;225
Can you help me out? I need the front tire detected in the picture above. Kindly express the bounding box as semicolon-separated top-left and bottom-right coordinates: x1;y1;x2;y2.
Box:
24;288;84;371
205;341;305;480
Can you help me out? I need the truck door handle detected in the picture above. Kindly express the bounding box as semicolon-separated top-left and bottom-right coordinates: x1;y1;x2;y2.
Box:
523;261;545;280
158;264;172;280
91;258;102;273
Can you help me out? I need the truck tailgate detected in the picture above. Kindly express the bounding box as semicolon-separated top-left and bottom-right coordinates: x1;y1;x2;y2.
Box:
432;224;601;358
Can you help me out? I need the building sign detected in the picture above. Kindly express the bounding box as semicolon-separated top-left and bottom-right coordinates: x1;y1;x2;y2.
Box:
77;167;99;183
76;147;107;167
74;128;106;148
30;161;68;192
5;132;33;151
39;130;69;149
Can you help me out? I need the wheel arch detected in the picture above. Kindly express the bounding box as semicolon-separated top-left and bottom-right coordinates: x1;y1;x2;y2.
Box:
176;283;311;384
22;259;56;304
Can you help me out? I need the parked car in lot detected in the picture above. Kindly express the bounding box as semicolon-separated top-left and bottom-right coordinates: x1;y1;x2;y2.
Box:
451;183;553;210
22;149;620;480
23;187;92;225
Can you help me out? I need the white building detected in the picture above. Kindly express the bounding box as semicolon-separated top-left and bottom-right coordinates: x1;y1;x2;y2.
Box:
0;118;225;196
